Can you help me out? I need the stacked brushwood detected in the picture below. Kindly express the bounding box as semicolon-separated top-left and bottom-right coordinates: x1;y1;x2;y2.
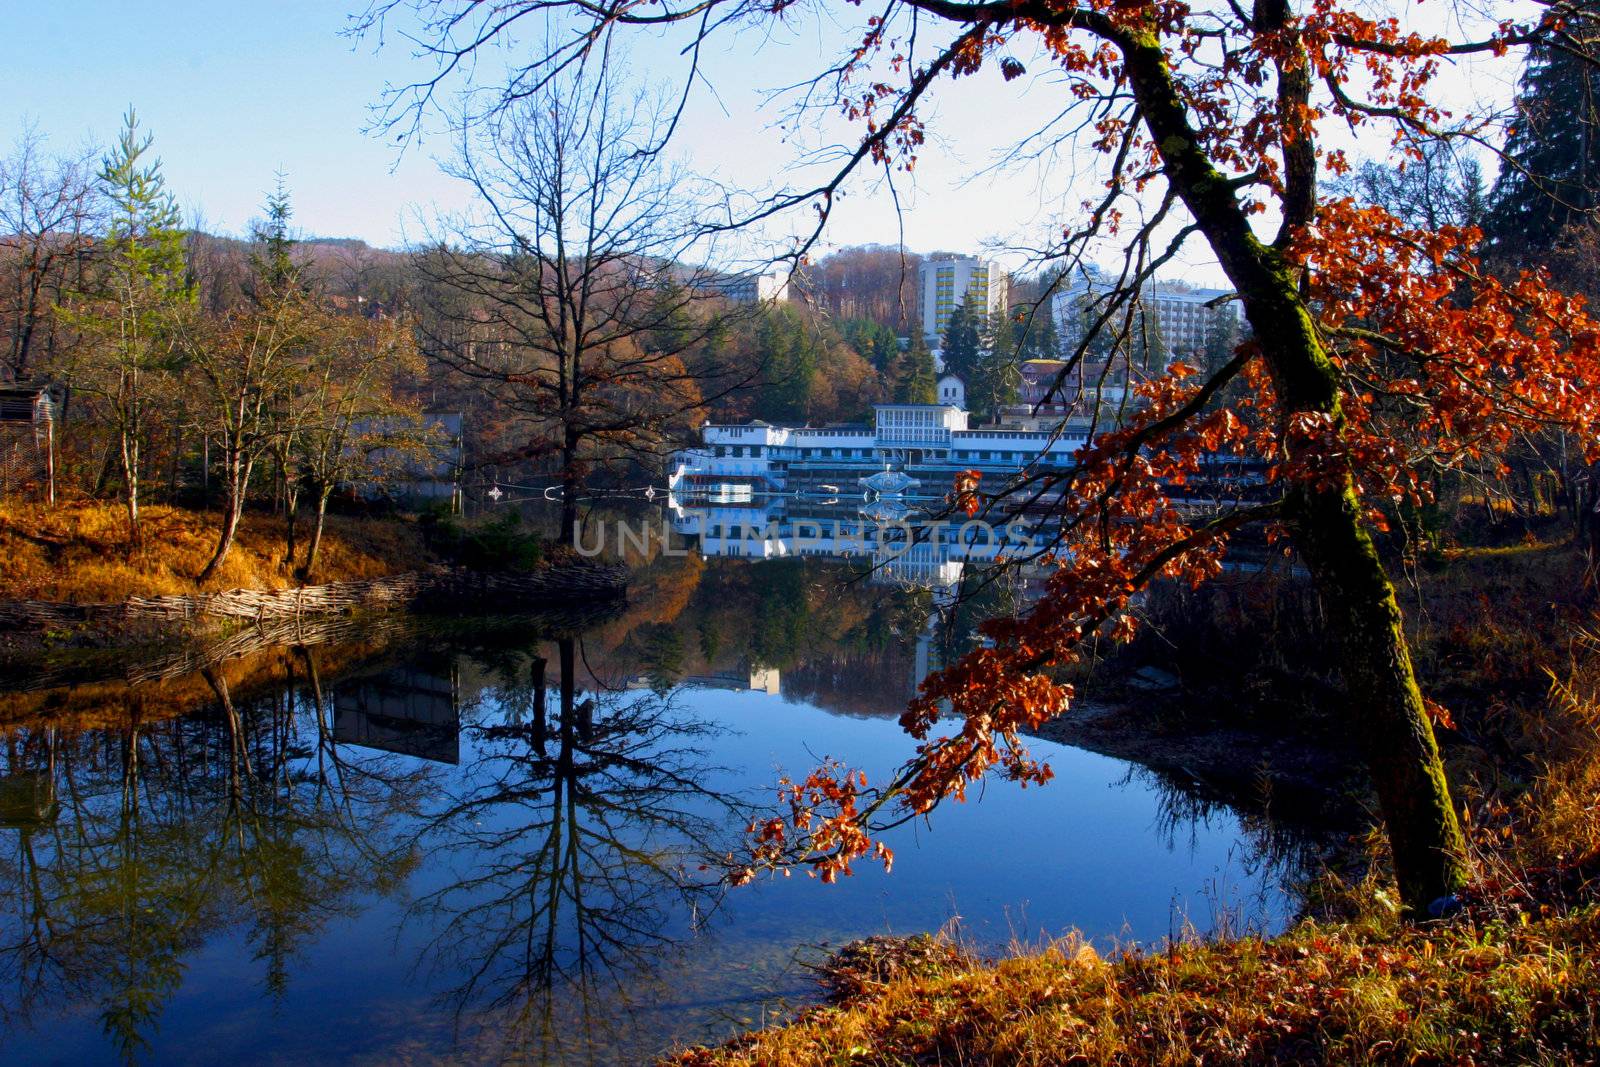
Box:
0;563;629;633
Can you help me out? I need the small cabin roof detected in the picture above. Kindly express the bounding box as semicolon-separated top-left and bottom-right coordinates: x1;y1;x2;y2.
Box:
0;385;53;422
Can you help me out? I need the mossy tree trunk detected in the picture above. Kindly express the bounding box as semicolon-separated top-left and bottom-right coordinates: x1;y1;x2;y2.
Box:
1290;482;1468;911
1117;14;1469;914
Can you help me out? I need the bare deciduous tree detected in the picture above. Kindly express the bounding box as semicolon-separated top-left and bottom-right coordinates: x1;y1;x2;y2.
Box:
0;126;102;384
290;313;427;580
415;59;761;544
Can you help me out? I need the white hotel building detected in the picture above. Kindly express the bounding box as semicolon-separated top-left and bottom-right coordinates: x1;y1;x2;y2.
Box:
1051;266;1239;358
670;392;1088;497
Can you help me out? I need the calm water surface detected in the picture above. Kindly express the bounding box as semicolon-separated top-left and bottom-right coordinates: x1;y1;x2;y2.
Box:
0;556;1305;1065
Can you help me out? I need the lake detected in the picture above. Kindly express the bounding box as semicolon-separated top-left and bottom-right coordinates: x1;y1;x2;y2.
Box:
0;554;1313;1065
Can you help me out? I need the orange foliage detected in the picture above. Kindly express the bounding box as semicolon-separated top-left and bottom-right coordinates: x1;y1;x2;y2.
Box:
718;1;1600;886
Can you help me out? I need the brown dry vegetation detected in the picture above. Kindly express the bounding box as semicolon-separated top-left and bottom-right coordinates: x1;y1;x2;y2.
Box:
0;500;435;602
667;902;1599;1066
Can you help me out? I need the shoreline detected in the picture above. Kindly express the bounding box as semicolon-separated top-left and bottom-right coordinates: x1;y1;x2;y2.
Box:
1033;697;1368;830
0;558;629;668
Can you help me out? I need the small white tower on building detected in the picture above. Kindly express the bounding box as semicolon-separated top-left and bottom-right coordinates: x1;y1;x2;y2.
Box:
936;373;966;410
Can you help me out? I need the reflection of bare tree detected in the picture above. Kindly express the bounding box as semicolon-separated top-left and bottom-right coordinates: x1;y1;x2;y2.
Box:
1131;764;1346;929
0;650;435;1063
411;634;744;1064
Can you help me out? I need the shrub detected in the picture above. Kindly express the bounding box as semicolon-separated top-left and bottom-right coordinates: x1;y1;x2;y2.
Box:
422;507;545;572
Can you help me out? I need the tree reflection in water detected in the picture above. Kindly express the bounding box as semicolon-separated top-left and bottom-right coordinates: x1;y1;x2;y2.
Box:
0;648;436;1064
409;632;745;1064
0;560;1327;1064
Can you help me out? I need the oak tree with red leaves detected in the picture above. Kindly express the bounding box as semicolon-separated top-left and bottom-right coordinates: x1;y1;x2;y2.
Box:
356;0;1600;915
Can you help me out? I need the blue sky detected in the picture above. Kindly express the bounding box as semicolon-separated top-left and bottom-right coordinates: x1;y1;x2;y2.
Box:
0;1;1130;262
3;2;462;245
2;1;1527;275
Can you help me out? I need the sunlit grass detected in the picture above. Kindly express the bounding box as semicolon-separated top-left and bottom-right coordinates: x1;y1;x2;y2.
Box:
0;499;435;601
666;903;1599;1065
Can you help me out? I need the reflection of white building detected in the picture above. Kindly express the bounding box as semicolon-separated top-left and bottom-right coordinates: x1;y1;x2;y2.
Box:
667;494;1046;576
683;665;782;695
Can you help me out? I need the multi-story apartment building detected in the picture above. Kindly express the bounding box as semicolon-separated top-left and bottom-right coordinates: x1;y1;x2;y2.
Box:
917;255;1007;343
1051;265;1239;360
702;269;790;304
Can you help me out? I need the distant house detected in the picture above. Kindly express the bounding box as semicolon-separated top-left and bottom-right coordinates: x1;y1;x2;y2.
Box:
936;373;966;408
0;385;56;503
701;270;789;304
354;410;465;510
993;358;1133;432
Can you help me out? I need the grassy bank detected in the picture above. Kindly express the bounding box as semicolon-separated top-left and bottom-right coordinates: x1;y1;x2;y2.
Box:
0;500;437;602
668;898;1599;1065
672;794;1600;1065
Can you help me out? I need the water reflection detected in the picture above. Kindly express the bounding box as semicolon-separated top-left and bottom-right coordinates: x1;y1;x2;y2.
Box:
0;644;433;1062
410;634;742;1063
335;661;462;764
0;553;1322;1064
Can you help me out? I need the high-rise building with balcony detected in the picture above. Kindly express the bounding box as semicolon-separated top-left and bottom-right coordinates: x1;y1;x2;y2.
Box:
917;256;1007;343
1051;265;1239;360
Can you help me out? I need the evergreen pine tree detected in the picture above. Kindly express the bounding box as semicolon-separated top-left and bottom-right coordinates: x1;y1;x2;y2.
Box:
968;306;1019;421
841;317;900;374
756;305;817;422
940;293;983;381
871;324;897;373
248;172;305;301
896;332;936;404
62;109;191;546
1484;5;1600;263
1200;305;1242;377
1014;297;1063;361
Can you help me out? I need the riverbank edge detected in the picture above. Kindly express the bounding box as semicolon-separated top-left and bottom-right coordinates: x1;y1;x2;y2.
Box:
662;885;1600;1065
0;559;629;666
1032;696;1369;828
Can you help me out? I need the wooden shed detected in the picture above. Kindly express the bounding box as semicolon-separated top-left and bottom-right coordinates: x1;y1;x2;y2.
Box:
0;384;57;503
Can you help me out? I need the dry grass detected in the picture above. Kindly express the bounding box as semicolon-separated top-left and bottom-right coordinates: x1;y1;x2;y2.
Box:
668;904;1600;1066
1480;640;1600;878
0;500;435;602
